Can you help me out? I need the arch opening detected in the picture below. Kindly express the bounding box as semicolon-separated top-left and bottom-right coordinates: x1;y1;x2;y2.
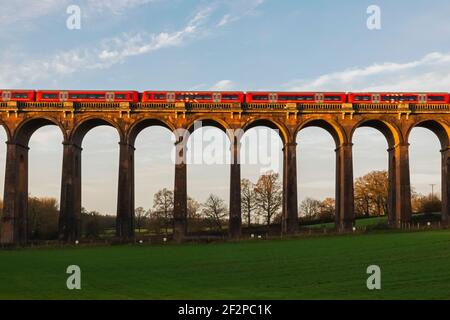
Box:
133;125;175;237
296;126;336;229
186;125;231;235
240;125;283;234
352;125;390;226
408;120;450;224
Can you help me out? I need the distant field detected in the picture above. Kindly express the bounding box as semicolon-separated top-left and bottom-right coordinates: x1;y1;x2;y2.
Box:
0;229;449;299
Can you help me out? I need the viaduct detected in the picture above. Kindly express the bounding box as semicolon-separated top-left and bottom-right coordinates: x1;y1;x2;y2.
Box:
0;100;449;245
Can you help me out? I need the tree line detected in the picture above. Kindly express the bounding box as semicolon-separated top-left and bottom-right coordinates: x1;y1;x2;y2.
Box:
0;170;442;240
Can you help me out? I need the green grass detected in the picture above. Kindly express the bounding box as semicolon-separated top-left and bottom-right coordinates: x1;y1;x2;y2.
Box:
303;216;388;229
1;229;450;299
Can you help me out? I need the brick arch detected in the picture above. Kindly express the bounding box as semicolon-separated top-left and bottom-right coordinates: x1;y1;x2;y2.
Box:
406;119;450;149
0;121;12;141
184;117;234;147
70;116;123;147
13;116;66;146
241;118;289;145
350;118;403;147
295;118;347;147
127;118;176;146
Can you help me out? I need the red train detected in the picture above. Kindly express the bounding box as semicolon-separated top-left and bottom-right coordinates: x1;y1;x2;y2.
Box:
1;90;450;104
348;92;450;104
245;92;346;103
35;90;139;102
0;90;35;102
142;91;245;103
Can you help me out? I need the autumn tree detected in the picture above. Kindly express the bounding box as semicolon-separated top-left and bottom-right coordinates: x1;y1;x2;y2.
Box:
319;197;335;220
202;194;228;232
354;170;389;217
153;188;174;235
254;171;282;226
241;178;258;227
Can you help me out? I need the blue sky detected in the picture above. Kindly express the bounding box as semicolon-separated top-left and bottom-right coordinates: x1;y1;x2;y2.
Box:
0;0;447;214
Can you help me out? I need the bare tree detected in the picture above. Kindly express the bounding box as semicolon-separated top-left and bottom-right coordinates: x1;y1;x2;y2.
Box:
241;178;258;228
187;196;202;232
299;197;322;218
153;188;174;235
134;206;149;234
254;171;282;226
202;194;228;232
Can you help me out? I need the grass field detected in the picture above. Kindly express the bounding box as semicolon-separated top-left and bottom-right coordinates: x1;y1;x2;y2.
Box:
0;229;450;300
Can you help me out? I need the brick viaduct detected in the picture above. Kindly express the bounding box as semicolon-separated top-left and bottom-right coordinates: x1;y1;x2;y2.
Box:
0;100;449;245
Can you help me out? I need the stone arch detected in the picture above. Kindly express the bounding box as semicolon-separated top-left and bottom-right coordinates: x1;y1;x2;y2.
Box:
70;116;123;146
406;119;450;225
186;117;232;140
0;121;12;142
295;118;347;147
351;118;409;226
127;118;176;146
13;117;66;146
241;118;289;145
350;118;403;147
406;119;450;149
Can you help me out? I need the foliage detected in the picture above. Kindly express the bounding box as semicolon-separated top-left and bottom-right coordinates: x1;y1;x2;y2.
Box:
28;197;59;240
354;170;388;217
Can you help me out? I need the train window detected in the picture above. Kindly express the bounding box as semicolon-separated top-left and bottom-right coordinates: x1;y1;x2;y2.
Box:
176;94;212;100
69;93;105;99
12;93;29;99
115;94;126;99
42;93;59;99
428;95;445;101
154;94;166;100
381;95;417;102
354;95;371;101
278;95;314;101
252;95;269;101
221;95;239;100
324;95;342;101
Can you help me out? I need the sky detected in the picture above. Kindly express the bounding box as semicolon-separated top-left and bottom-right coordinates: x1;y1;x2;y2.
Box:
0;0;447;214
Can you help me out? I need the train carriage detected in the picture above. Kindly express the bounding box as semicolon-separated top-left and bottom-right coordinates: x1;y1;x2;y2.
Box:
245;92;347;103
0;90;35;102
142;91;245;103
36;90;139;103
348;92;450;104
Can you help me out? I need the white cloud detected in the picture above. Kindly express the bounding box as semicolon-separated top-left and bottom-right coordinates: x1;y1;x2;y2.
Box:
210;80;235;90
0;0;67;27
86;0;157;15
216;0;264;27
0;6;212;87
286;52;450;92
